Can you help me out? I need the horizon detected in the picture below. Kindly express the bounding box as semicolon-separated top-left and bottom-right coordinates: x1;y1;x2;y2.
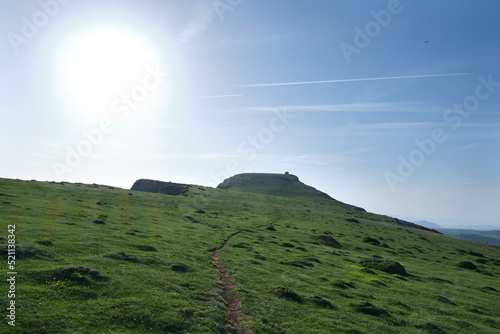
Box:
6;173;500;230
1;1;499;229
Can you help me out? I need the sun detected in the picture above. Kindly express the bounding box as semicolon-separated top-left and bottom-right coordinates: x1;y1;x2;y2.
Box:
60;29;158;118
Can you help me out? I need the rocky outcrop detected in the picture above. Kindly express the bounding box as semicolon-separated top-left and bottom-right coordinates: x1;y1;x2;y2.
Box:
131;179;189;196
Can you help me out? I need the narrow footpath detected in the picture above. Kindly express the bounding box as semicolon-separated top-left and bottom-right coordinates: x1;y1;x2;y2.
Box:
212;230;251;334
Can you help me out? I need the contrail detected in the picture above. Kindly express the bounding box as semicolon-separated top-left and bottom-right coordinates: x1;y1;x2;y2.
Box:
187;94;245;99
238;73;470;88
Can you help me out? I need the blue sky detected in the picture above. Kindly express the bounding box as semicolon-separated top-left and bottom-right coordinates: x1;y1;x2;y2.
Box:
1;0;499;228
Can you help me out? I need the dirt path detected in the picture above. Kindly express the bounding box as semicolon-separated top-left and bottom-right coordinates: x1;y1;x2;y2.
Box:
212;230;251;334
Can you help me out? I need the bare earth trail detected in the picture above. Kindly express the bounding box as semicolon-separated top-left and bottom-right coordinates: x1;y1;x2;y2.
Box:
212;230;252;334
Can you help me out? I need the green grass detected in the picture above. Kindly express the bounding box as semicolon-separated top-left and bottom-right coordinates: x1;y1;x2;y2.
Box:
0;177;499;333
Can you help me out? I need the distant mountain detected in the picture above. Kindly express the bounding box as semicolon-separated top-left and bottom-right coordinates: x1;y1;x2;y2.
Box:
415;220;442;229
411;219;500;246
438;229;500;246
216;172;365;212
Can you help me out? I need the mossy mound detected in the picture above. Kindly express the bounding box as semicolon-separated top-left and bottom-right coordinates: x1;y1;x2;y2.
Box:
457;261;478;270
362;237;381;246
309;296;334;309
170;263;191;272
107;252;140;263
359;258;407;276
352;302;390;317
40;266;108;285
134;245;158;252
414;322;446;333
316;235;342;248
1;245;53;260
332;280;356;289
272;287;303;303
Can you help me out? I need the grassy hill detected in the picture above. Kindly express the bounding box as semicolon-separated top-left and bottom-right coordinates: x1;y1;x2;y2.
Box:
216;173;365;212
1;176;499;333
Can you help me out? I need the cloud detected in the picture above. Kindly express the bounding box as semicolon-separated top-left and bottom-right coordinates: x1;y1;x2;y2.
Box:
279;149;378;166
178;1;215;44
245;102;442;113
94;152;242;162
238;73;470;88
459;123;500;129
346;122;441;130
280;155;331;166
457;143;480;151
188;94;245;99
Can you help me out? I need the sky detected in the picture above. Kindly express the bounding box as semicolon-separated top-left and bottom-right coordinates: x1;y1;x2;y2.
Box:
1;0;499;228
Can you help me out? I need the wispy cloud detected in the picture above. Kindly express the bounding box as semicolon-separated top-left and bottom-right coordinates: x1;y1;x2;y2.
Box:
457;143;480;151
245;102;442;113
346;122;441;130
459;123;500;129
279;149;378;166
238;73;470;88
204;33;293;48
188;94;245;100
94;152;242;162
450;181;488;186
280;155;331;166
137;123;190;130
178;0;215;44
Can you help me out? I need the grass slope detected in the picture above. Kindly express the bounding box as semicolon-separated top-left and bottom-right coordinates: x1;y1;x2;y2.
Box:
0;177;499;333
216;173;364;212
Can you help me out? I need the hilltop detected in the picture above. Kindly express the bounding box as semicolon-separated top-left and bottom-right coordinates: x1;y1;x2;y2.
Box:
131;179;189;196
216;172;365;212
0;176;499;333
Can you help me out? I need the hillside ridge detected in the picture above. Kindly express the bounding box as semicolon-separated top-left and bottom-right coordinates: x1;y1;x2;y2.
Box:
129;174;440;233
216;172;366;212
1;176;499;333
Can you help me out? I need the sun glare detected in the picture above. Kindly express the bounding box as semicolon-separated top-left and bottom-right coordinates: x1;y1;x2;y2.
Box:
61;29;157;118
